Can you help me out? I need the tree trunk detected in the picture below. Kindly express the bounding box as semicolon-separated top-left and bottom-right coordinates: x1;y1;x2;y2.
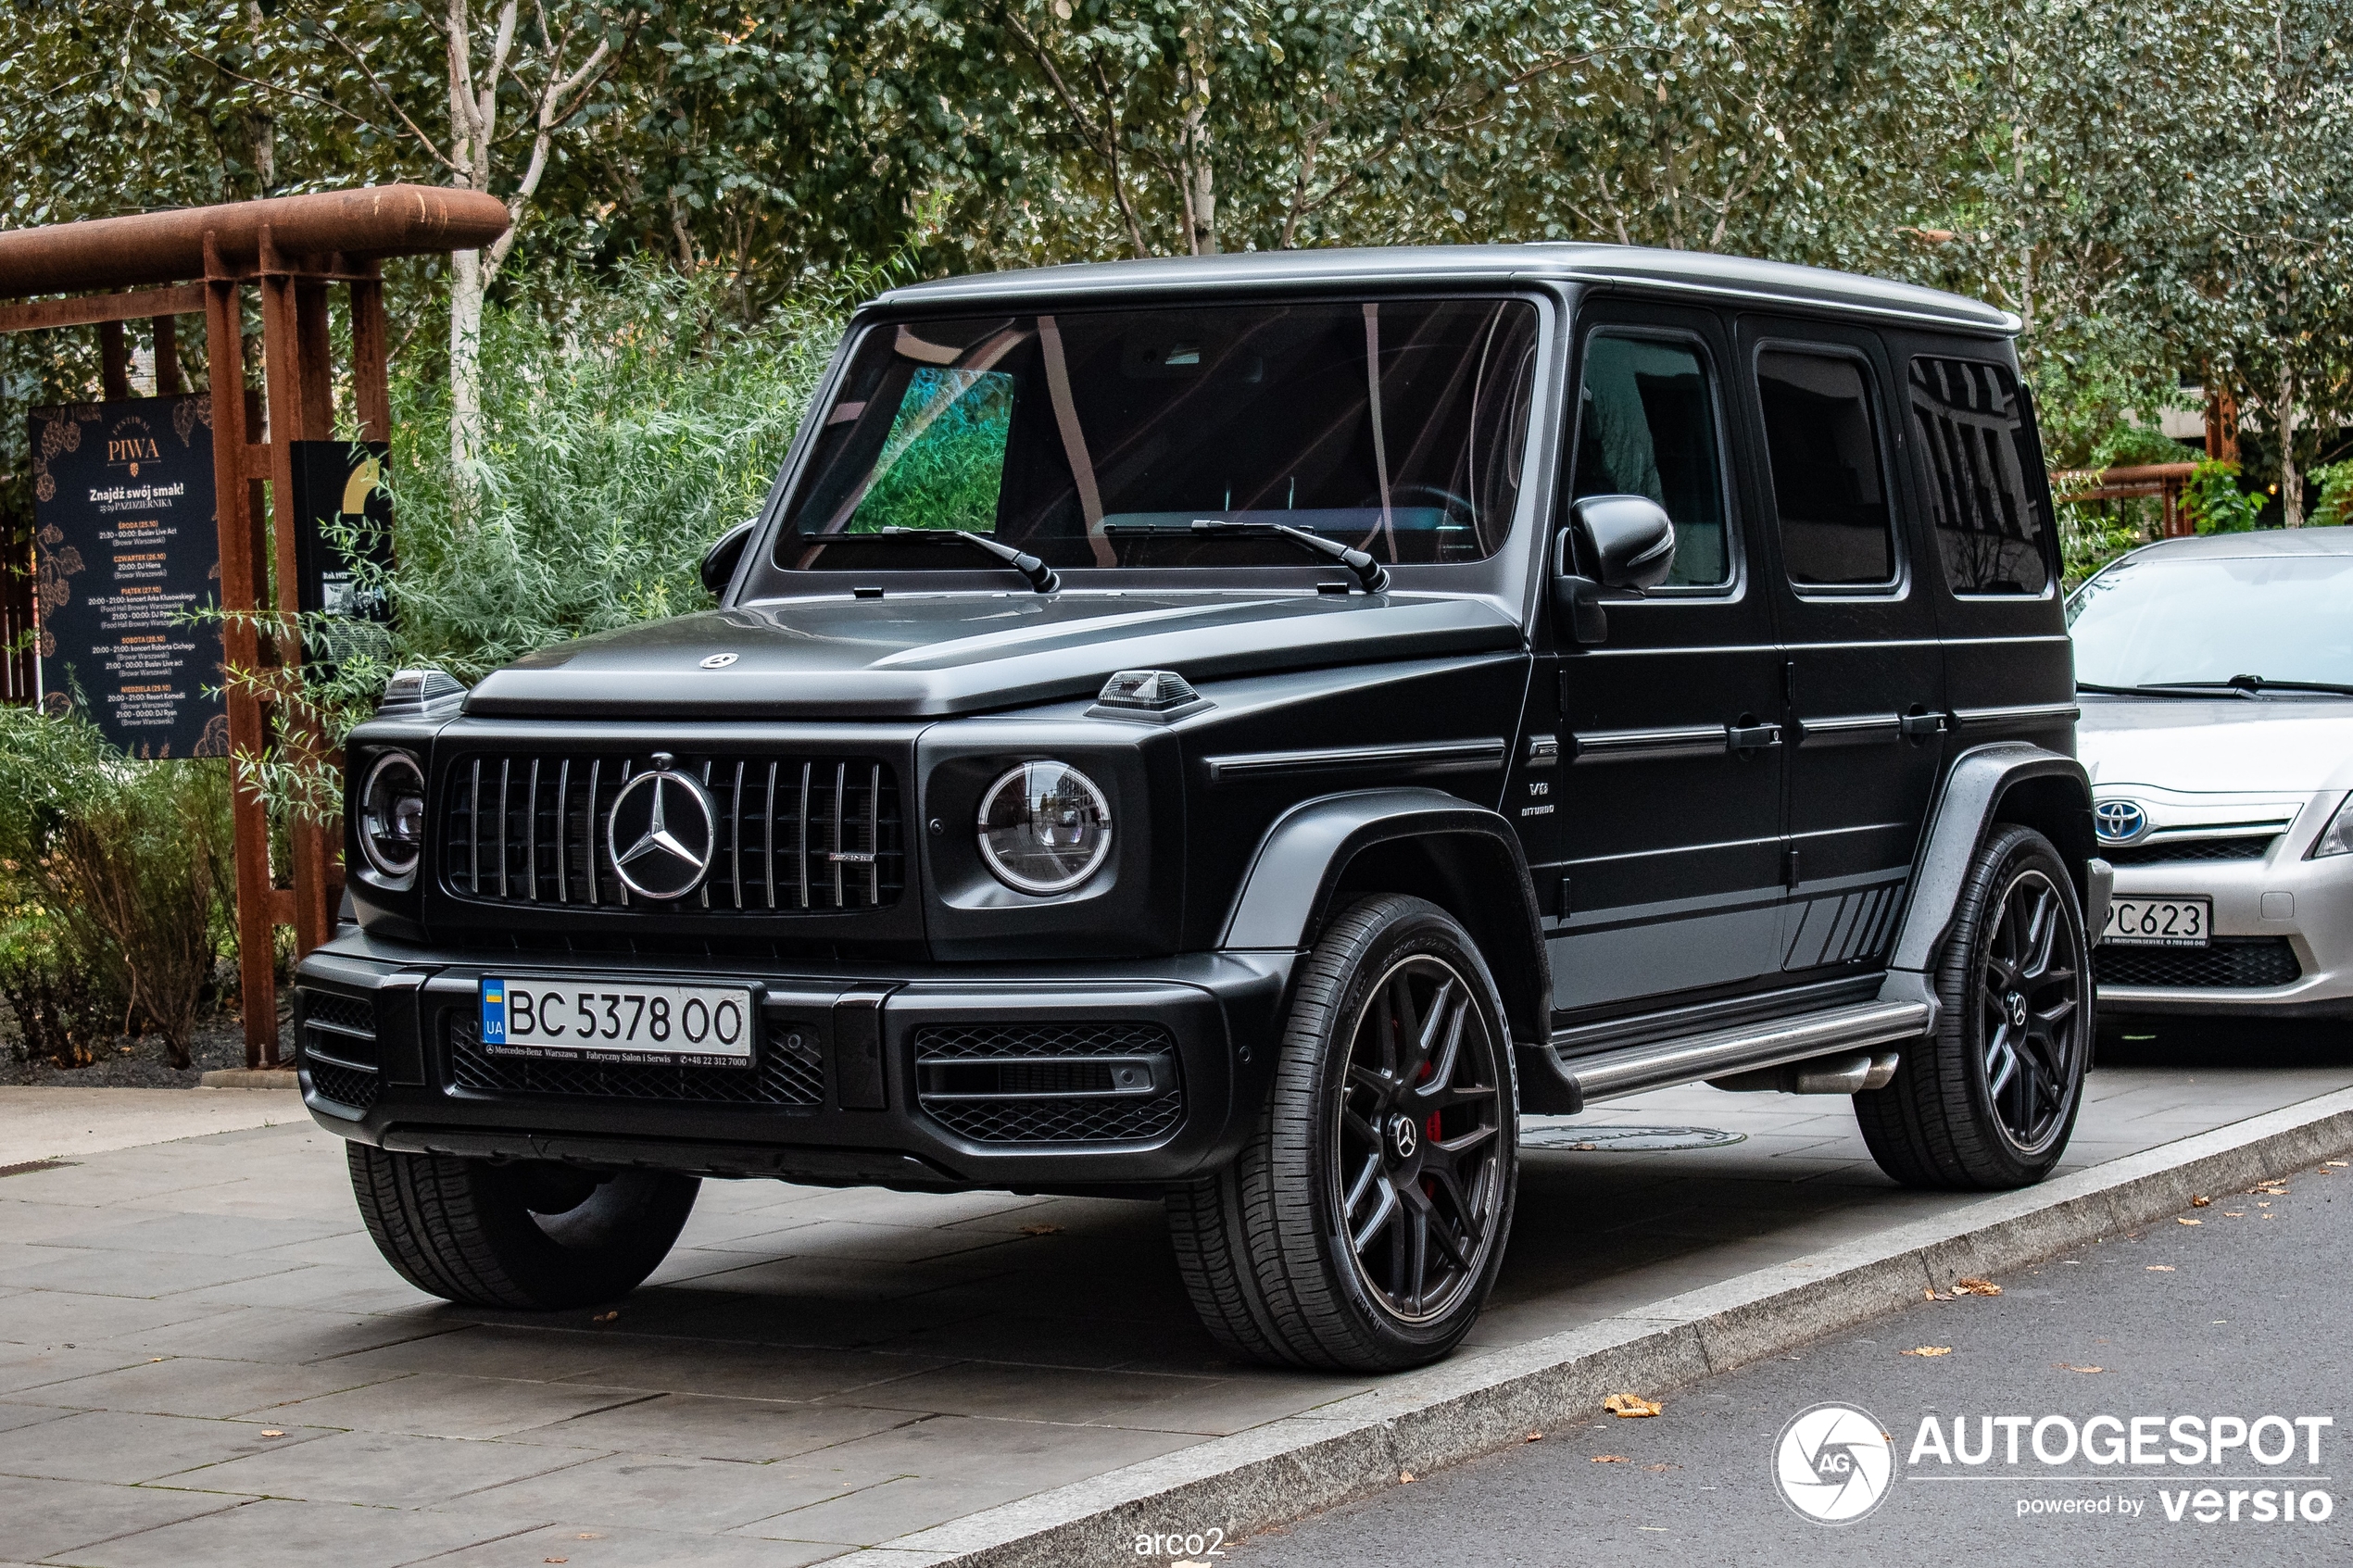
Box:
449;247;485;506
2278;364;2302;527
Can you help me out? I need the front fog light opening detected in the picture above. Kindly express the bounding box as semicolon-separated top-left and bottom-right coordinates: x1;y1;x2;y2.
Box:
358;751;427;879
977;760;1114;894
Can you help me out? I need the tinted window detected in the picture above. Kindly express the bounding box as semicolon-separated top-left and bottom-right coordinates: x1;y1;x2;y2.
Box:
1908;357;2051;596
779;299;1540;571
1571;335;1729;587
1755;350;1894;587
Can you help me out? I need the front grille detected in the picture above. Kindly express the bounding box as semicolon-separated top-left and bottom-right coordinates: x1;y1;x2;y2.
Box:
447;1015;824;1107
296;987;380;1110
915;1021;1184;1145
442;753;903;914
2096;937;2303;989
2103;835;2277;866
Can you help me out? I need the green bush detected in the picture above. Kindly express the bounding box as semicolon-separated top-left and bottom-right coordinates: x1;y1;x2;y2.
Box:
2183;460;2264;534
0;708;235;1068
2308;462;2353;529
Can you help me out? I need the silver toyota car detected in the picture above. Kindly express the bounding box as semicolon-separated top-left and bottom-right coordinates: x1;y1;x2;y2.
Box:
2070;526;2353;1020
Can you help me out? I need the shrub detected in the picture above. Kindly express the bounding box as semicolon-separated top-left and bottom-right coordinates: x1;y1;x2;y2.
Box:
2183;460;2264;534
0;708;234;1068
2308;461;2353;529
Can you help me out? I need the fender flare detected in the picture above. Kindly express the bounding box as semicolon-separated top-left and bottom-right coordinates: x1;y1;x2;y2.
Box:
1885;743;2108;988
1219;787;1552;1047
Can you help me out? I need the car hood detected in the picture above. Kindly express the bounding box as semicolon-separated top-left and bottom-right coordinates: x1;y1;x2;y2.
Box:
2077;695;2353;793
463;591;1523;720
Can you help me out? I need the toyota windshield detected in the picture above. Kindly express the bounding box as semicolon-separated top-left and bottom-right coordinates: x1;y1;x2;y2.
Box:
773;298;1541;575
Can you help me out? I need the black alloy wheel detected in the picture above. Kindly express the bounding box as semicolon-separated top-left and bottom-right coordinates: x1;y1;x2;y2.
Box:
1978;864;2082;1154
1165;894;1518;1371
1333;954;1509;1327
1856;823;2091;1189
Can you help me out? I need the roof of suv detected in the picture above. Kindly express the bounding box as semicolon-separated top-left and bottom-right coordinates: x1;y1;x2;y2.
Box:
872;244;2018;336
2118;525;2353;560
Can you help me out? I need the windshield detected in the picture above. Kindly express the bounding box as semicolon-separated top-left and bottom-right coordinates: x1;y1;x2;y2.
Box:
2068;551;2353;688
776;298;1540;573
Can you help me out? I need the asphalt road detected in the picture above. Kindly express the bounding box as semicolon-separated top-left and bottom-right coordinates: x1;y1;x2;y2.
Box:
1230;1142;2350;1567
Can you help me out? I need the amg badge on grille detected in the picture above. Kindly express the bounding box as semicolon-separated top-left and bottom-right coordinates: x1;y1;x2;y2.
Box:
607;753;718;900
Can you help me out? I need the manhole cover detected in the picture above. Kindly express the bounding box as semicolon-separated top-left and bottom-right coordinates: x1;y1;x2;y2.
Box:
1521;1124;1747;1152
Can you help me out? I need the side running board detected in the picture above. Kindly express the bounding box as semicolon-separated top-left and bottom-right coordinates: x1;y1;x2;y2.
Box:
1551;998;1932;1107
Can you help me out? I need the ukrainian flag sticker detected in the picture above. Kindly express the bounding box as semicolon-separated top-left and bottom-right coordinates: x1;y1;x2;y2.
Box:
481;979;507;1045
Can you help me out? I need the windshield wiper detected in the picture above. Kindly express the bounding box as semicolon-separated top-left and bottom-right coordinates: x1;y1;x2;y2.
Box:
2081;675;2353;699
1101;520;1390;594
849;527;1059;593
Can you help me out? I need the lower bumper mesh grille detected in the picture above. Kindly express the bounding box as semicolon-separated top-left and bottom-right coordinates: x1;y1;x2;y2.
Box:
296;987;380;1110
447;1015;824;1106
2095;937;2303;989
915;1021;1183;1145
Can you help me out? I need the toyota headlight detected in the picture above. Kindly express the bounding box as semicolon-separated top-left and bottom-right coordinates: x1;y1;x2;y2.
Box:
977;761;1113;894
2311;792;2353;859
357;751;427;880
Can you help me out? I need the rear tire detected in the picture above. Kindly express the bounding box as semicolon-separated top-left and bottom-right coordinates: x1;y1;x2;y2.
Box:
1856;825;2091;1189
1167;895;1517;1371
347;1144;698;1310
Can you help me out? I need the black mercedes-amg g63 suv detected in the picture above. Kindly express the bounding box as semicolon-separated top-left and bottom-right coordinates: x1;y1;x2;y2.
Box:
301;245;2109;1373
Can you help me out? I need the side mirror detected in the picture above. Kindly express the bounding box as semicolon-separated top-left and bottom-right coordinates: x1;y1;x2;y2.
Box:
1571;494;1677;592
699;519;758;596
1552;495;1676;646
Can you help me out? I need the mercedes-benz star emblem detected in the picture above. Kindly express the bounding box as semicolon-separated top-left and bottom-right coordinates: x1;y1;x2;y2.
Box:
2094;799;2148;844
606;754;717;900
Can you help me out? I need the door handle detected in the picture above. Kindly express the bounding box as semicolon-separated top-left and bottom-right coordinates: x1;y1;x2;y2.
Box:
1728;721;1782;753
1899;709;1943;742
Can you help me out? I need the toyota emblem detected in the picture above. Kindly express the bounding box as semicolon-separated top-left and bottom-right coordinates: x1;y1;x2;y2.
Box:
606;754;718;900
2094;799;2148;844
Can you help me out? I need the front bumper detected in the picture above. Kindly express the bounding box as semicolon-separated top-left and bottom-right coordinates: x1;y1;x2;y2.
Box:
2095;792;2353;1020
294;927;1294;1190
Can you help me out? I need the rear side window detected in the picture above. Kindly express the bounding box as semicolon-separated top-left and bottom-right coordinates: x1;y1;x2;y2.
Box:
1571;334;1730;587
1755;349;1895;587
1907;357;2052;596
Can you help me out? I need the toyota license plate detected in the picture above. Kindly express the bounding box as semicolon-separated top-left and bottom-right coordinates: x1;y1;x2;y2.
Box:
2100;897;2210;948
479;977;757;1067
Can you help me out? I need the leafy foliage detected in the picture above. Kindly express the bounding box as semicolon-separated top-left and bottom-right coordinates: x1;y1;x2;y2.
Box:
2183;460;2265;535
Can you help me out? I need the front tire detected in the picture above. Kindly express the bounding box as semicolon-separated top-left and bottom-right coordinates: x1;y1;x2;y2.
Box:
1168;895;1517;1371
1856;824;2091;1189
348;1144;698;1310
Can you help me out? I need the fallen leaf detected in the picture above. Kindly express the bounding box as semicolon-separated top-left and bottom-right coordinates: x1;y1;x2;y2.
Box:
1019;1223;1063;1236
1902;1346;1953;1357
591;1311;619;1323
2326;1160;2347;1168
1399;1471;1416;1484
2191;1195;2211;1207
1526;1431;1544;1442
1922;1287;1935;1301
258;1429;283;1438
2176;1217;2201;1226
2145;1265;2175;1272
1645;1462;1681;1472
1593;1454;1629;1463
546;1560;567;1565
2223;1211;2245;1217
2257;1201;2271;1208
576;1537;599;1542
1954;1277;2002;1296
2063;1365;2105;1374
1604;1394;1664;1418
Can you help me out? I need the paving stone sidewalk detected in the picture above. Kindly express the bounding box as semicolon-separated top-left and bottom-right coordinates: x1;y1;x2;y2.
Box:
1;1047;2347;1567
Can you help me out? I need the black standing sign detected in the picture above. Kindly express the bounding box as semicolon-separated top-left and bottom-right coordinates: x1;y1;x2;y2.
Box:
31;396;228;758
291;439;396;626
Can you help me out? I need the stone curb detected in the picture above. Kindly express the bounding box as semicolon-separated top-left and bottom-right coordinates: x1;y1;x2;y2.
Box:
196;1068;298;1089
856;1085;2353;1568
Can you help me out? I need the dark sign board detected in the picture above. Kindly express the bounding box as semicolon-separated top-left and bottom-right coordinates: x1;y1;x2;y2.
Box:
30;396;228;758
290;439;395;625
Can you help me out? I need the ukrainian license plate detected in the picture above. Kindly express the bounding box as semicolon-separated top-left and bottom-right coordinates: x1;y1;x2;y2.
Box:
478;976;757;1067
2100;897;2210;948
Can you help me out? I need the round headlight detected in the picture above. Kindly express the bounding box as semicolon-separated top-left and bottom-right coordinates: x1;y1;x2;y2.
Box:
976;761;1114;895
358;751;427;879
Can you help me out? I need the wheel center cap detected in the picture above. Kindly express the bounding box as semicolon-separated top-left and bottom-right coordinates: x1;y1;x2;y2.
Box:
1387;1112;1419;1162
2005;991;2028;1028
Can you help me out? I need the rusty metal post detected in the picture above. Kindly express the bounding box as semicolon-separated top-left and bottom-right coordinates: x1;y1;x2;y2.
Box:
204;233;281;1068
